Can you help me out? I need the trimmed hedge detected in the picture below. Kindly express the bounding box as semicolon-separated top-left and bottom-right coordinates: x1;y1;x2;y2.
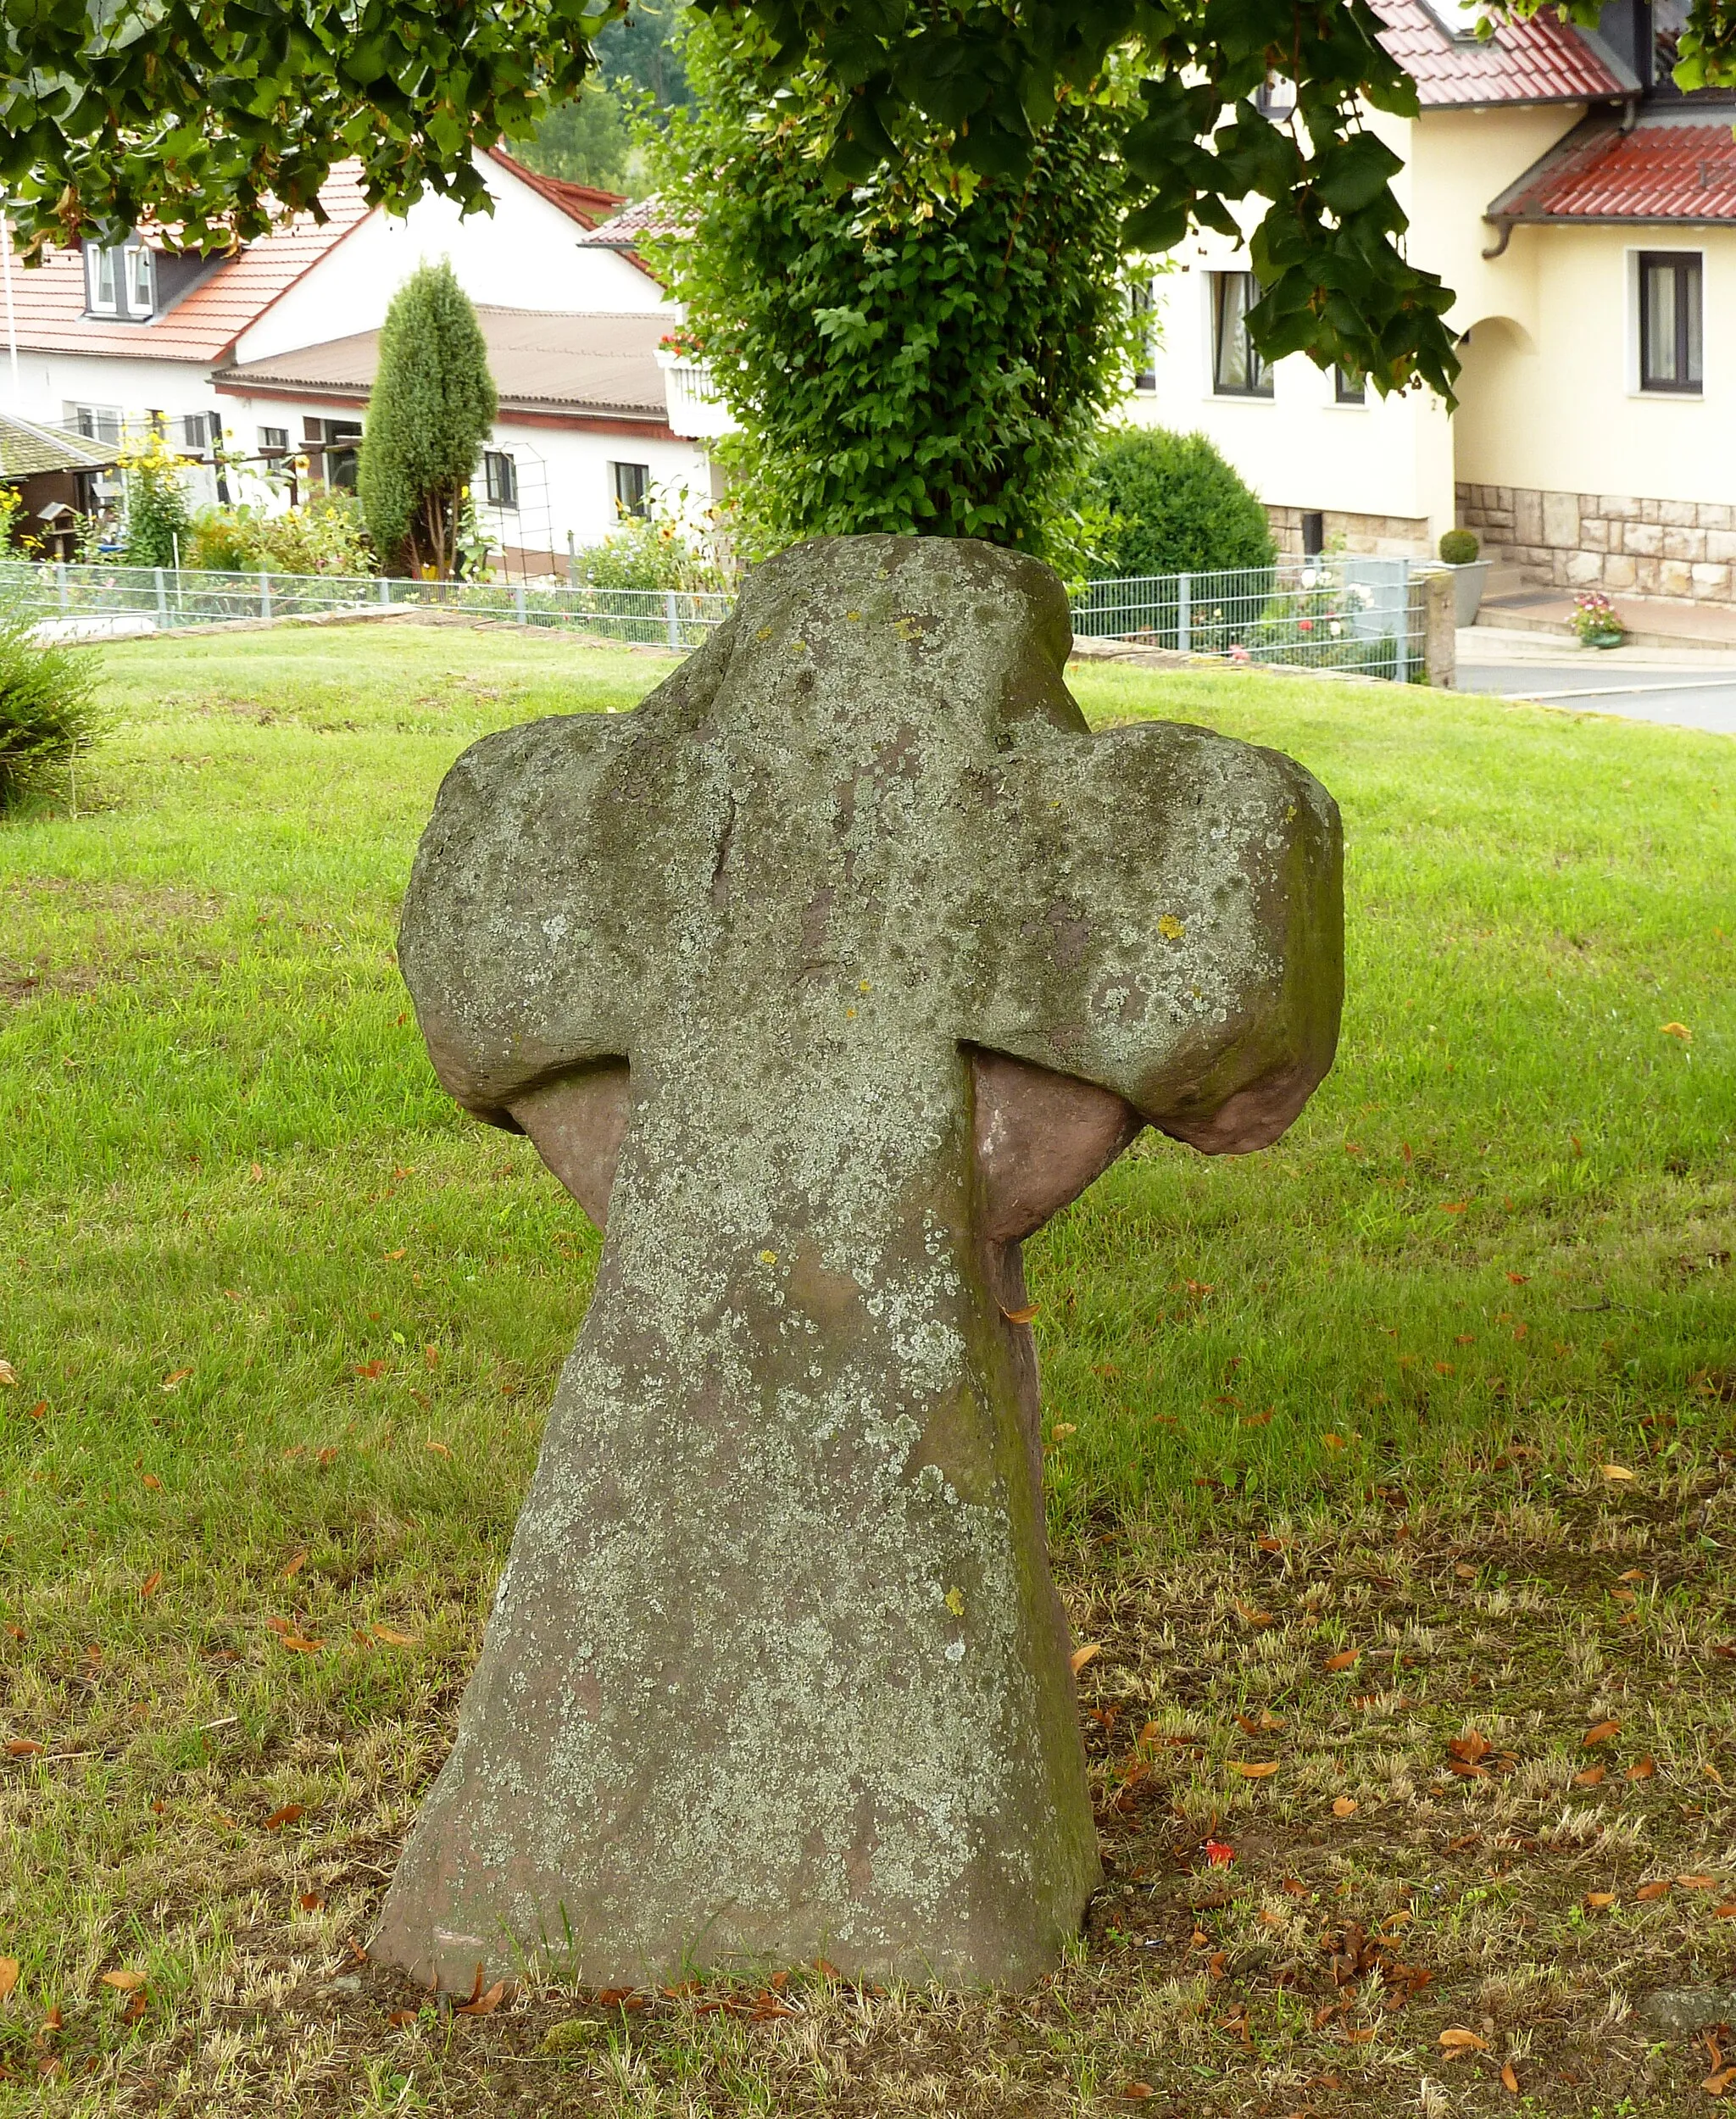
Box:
1086;426;1276;578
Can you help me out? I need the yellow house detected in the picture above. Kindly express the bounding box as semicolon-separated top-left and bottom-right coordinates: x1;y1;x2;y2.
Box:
1132;0;1736;603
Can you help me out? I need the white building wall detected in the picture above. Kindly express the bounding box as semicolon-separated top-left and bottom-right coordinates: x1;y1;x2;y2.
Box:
235;157;663;366
215;387;713;559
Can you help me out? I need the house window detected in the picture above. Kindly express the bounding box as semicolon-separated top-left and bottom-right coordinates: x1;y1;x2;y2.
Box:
1212;272;1272;397
1129;276;1157;392
85;246;119;315
307;416;362;491
258;426;289;456
1639;251;1702;394
179;413;215;452
1334;365;1366;403
68;403;123;445
128;245;155;314
483;449;519;509
612;461;651;518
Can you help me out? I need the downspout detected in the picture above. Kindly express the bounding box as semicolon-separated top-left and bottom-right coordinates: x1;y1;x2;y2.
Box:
1481;214;1515;259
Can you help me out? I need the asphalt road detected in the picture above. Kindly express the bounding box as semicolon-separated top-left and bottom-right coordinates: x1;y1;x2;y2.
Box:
1456;661;1736;735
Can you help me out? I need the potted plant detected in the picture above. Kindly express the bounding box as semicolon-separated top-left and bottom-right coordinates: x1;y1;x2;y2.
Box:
1571;589;1626;648
1436;527;1489;626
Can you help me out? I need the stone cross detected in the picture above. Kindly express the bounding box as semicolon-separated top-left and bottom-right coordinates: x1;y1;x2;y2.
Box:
375;536;1342;1990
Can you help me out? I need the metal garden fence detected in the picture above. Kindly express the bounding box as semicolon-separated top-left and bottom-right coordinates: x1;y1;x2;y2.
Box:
1071;555;1427;681
0;560;733;650
0;553;1429;679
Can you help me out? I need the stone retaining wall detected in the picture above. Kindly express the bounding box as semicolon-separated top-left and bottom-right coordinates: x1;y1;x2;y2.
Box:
1456;482;1736;603
1266;506;1432;561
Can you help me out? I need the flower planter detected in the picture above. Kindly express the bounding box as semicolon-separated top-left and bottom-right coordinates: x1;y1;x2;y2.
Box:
1444;559;1489;627
1584;630;1625;649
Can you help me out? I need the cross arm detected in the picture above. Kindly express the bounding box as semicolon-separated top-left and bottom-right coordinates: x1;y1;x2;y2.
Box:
966;719;1343;1155
398;714;651;1126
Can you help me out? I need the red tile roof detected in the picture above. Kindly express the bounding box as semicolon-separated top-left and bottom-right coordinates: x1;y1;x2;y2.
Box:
1489;110;1736;221
3;164;374;364
1371;0;1633;105
486;148;624;230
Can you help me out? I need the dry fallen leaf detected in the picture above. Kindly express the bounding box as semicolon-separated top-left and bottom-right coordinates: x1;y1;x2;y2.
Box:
424;1343;440;1370
455;1979;508;2016
299;1892;326;1912
1706;2065;1736;2098
0;1360;15;1388
371;1625;419;1648
1617;1567;1645;1583
1601;1464;1636;1483
1628;1755;1656;1781
141;1472;161;1491
1501;2061;1520;2095
1070;1643;1101;1676
1636;1878;1672;1900
1325;1650;1360;1672
1677;1873;1719;1890
1333;1795;1359;1818
100;1970;146;1992
1573;1766;1606;1788
1439;2027;1488;2051
282;1551;308;1582
1584;1891;1616;1909
387;2008;419;2027
0;1958;17;2001
1660;1021;1692;1043
1714;1905;1736;1921
383;1248;407;1261
1583;1718;1622;1746
1001;1304;1038;1325
1449;1728;1491;1766
1321;1432;1345;1451
275;1632;325;1654
1233;1602;1275;1627
4;1739;43;1758
159;1367;192;1393
1228;1760;1281;1779
263;1804;303;1831
425;1440;452;1460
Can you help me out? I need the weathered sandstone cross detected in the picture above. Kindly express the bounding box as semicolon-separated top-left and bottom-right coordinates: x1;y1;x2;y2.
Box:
376;536;1342;1989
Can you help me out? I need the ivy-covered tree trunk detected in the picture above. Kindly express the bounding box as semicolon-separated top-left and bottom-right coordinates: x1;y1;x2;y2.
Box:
654;22;1136;563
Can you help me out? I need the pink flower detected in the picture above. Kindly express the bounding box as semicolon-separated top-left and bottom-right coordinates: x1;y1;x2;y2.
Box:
1298;618;1314;632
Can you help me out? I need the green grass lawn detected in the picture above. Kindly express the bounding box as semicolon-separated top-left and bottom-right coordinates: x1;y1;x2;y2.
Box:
2;620;1733;2117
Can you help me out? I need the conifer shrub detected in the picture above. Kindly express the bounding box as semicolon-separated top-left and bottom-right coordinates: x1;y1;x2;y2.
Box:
1084;427;1276;578
359;262;498;579
0;614;101;815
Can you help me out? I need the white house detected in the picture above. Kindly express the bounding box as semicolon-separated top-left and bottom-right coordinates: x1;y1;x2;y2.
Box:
0;151;717;564
1132;0;1736;605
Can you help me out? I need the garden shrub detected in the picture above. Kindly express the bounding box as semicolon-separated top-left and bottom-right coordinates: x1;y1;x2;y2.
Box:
1438;527;1479;565
1084;427;1275;578
185;492;376;576
0;614;101;815
118;431;194;567
572;503;732;592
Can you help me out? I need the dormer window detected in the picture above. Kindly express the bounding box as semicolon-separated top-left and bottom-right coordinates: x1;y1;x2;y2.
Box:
86;244;119;314
82;238;159;319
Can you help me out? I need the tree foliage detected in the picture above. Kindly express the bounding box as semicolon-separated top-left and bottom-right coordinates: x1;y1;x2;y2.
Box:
1084;428;1276;578
0;0;616;256
3;0;1733;399
656;19;1138;558
521;81;637;192
358;263;498;580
